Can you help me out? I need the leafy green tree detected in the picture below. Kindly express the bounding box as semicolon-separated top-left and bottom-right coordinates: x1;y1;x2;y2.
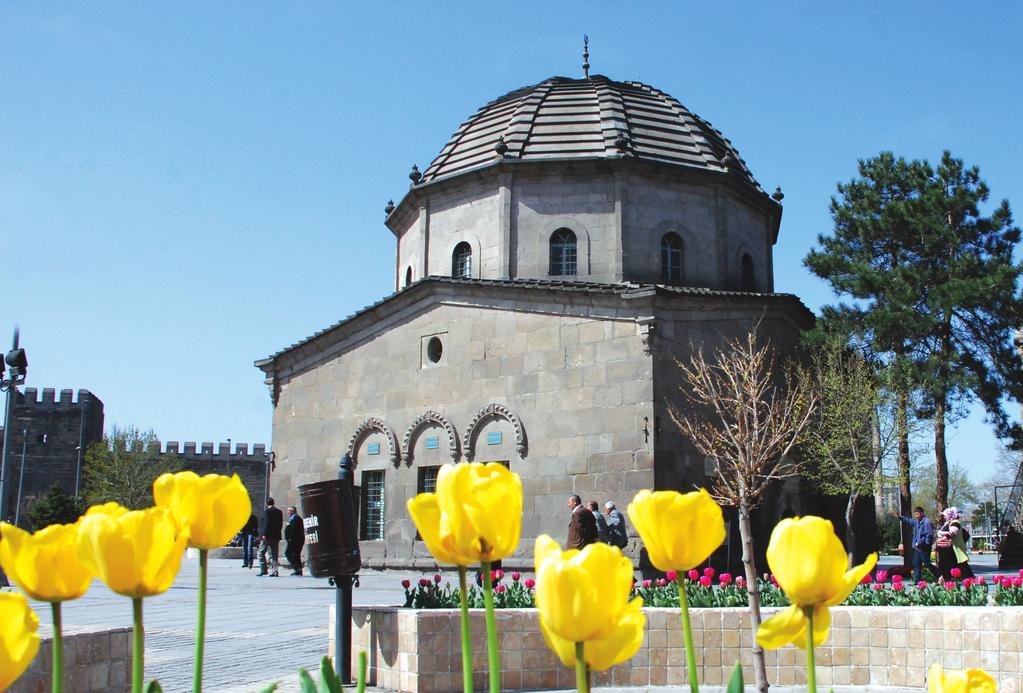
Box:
972;501;999;534
25;484;84;530
806;151;1023;525
911;461;980;519
83;426;182;509
799;340;896;561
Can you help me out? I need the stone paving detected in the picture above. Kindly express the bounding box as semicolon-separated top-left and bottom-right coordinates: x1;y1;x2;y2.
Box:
16;553;1004;692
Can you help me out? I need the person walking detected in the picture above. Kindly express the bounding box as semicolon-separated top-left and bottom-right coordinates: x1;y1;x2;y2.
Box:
604;501;629;549
241;515;259;569
892;507;934;581
565;494;597;550
935;507;974;580
284;505;305;576
258;497;284;577
587;500;610;544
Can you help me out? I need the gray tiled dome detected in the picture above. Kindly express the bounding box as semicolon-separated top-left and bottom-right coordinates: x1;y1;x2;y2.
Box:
420;75;763;192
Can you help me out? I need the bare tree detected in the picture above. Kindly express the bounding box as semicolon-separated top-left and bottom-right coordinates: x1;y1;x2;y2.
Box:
670;330;817;693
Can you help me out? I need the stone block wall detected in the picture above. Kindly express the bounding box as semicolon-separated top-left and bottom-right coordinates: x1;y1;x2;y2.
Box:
9;627;131;693
334;606;1023;693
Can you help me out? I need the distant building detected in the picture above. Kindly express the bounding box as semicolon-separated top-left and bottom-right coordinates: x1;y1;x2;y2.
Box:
0;386;270;526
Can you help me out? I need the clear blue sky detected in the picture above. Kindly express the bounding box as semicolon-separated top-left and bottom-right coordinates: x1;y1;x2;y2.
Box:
2;4;1020;482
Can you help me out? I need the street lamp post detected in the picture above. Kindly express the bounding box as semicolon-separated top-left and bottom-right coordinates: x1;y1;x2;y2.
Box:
263;451;275;504
14;429;27;527
0;327;28;524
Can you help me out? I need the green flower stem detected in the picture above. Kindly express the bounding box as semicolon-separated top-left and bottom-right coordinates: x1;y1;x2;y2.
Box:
457;566;474;693
132;597;144;693
481;561;500;693
677;577;699;693
803;606;817;693
51;602;63;693
574;642;588;693
193;548;208;693
356;650;368;693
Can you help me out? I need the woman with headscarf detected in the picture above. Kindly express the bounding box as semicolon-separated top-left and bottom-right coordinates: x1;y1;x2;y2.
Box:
935;507;973;580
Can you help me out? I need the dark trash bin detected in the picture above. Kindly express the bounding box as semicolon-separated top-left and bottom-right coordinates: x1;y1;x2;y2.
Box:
298;479;361;578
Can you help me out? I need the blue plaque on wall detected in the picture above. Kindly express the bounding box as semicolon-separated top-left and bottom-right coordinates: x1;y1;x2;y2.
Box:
367;443;381;455
487;431;503;445
425;436;439;449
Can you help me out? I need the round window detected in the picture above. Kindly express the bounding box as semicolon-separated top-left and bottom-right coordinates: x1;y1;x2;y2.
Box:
426;336;443;364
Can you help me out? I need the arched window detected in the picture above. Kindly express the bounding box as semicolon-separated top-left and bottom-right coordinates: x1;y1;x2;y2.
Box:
404;266;413;288
741;253;755;291
549;228;577;276
452;242;472;278
660;233;683;284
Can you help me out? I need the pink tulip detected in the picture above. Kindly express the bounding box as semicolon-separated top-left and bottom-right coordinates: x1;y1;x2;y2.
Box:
493;569;504;581
511;572;521;582
860;573;873;584
950;567;961;579
524;578;535;589
917;581;928;589
1018;568;1023;578
699;575;712;587
875;569;888;583
643;579;652;588
891;574;903;583
401;579;411;589
495;584;507;593
976;575;986;585
943;580;955;590
892;581;905;592
688;569;700;581
962;578;974;588
1013;577;1023;588
703;567;716;579
719;573;733;586
770;574;779;587
871;583;883;591
656;578;667;587
735;575;746;588
666;570;678;582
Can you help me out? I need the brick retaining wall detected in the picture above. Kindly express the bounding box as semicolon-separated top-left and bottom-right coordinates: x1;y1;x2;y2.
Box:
329;606;1022;693
9;627;131;693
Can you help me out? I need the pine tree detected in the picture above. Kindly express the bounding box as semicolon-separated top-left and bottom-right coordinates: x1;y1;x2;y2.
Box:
25;484;84;530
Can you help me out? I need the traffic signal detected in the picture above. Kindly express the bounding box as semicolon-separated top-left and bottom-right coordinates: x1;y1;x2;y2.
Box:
5;348;27;378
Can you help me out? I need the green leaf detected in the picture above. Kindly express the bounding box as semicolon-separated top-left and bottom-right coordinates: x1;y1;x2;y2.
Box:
726;662;744;693
298;668;318;693
320;656;342;693
257;685;279;693
144;681;164;693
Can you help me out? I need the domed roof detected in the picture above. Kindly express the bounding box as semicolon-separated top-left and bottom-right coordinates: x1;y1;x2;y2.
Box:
420;75;764;192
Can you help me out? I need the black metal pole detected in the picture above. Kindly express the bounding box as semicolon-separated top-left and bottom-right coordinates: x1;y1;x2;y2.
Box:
335;574;353;684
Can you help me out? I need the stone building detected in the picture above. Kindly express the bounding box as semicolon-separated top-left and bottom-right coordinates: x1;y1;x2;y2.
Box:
0;386;271;526
256;72;815;569
0;388;103;523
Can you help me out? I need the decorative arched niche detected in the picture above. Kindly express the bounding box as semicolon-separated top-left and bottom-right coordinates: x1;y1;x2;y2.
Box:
402;410;460;465
346;417;401;468
462;403;527;462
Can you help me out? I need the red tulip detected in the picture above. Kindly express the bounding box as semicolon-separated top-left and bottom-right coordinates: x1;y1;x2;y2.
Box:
511;571;521;582
703;567;716;579
719;573;732;586
666;569;678;582
943;580;955;590
891;574;903;583
524;578;535;589
401;579;411;589
699;575;712;587
860;573;873;584
419;578;431;587
494;569;504;581
917;581;928;589
950;567;961;579
495;584;506;593
875;569;888;583
769;574;779;587
687;569;699;581
892;581;905;592
962;578;974;588
1013;577;1023;588
433;573;442;584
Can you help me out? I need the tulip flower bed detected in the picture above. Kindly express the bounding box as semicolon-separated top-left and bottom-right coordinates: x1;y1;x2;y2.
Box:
398;569;999;609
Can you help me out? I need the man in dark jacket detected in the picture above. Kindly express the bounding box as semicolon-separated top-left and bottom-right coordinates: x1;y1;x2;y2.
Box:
284;505;305;576
604;501;629;549
893;507;935;581
566;494;597;550
258;497;284;577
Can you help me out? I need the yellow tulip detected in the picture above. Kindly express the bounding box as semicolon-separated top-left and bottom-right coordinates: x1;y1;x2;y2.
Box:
85;502;130;518
76;505;189;598
0;523;94;602
408;462;521;564
533;535;642;648
0;592;41;691
627;488;725;572
407;492;474;565
539;596;645;671
154;471;251;550
757;516;876;649
928;663;996;693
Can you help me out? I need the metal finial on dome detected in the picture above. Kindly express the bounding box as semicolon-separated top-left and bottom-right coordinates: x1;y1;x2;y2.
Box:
772;186;784;202
385;199;395;216
409;164;422;186
583;35;590;79
495;135;508;157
